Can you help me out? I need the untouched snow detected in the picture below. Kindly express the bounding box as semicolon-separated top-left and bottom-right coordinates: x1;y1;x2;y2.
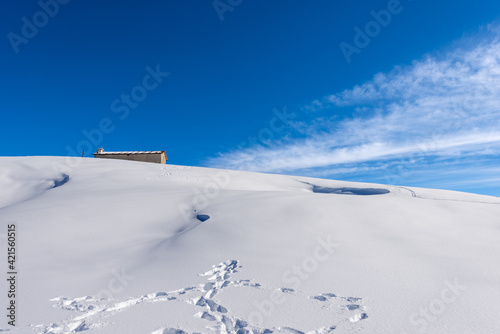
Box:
0;156;499;334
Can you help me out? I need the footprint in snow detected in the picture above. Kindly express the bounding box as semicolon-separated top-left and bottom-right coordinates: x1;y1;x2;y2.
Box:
41;260;367;334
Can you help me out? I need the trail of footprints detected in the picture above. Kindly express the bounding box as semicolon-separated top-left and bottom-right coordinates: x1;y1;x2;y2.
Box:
36;260;367;333
145;166;200;183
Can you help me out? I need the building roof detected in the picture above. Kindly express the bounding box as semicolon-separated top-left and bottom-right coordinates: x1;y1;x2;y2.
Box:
94;151;165;155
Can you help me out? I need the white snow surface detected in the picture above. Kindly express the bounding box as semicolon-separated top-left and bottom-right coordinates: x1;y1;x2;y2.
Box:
0;156;499;334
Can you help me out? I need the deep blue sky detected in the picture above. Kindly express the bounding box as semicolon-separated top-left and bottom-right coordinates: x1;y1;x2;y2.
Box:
1;0;500;196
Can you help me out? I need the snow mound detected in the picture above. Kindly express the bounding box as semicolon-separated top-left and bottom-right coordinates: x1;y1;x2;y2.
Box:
0;157;499;334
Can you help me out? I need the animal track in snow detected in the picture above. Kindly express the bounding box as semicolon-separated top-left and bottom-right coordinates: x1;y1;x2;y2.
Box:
37;260;367;334
145;166;200;183
349;313;368;323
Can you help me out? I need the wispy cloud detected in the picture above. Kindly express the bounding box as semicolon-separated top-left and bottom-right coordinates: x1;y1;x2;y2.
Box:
207;24;500;191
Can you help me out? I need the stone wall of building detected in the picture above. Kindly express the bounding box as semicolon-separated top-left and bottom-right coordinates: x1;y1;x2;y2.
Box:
94;153;166;164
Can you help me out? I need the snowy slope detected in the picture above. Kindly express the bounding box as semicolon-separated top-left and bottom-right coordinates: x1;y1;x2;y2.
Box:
0;157;499;334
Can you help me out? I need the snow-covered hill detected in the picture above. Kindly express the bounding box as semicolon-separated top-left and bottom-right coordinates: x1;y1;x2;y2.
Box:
1;157;499;334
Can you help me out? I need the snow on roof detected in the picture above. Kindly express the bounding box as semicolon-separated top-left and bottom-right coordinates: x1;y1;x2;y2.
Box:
94;151;165;155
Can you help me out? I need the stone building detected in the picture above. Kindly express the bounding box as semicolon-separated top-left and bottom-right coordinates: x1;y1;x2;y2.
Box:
93;148;167;164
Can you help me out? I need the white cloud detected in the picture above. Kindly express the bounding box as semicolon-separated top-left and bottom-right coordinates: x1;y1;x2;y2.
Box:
207;25;500;180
